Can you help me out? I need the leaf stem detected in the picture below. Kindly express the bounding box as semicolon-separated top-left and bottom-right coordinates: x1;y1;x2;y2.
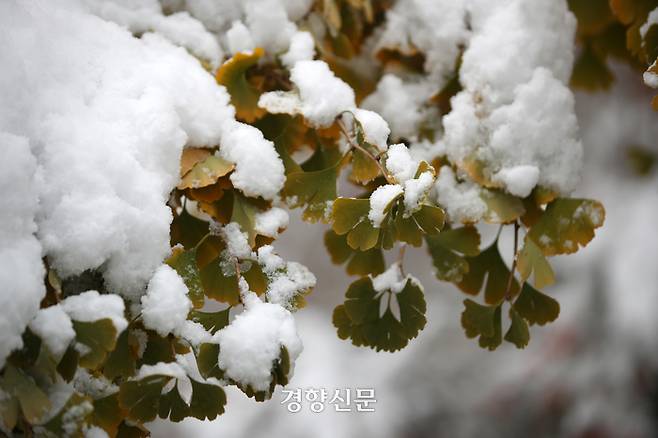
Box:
336;117;394;184
505;221;520;301
398;244;407;276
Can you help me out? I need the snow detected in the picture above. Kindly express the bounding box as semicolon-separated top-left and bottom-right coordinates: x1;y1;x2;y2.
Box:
376;0;467;80
259;60;356;127
640;7;658;38
362;75;430;140
643;64;658;88
386;143;419;183
0;133;45;367
368;185;404;227
281;31;316;68
403;172;434;213
434;166;486;223
141;265;192;337
135;361;187;381
85;426;109;438
266;262;316;309
372;263;408;294
353;109;390;152
443;0;581;197
255;208;290;238
214;292;302;392
219;121;285;200
84;0;222;64
220;223;253;259
226;20;255;55
493;165;540;198
29;305;75;358
0;0;238;300
257;245;286;274
180;320;213;347
61;291;128;334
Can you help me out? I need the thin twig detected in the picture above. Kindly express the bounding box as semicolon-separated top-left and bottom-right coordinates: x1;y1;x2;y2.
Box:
398;244;407;276
504;221;520;301
336;117;394;184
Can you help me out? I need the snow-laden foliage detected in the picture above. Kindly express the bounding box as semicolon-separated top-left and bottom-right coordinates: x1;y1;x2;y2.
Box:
2;0;636;435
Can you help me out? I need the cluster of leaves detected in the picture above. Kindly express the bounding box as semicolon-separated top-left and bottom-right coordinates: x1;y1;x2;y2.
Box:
0;1;614;436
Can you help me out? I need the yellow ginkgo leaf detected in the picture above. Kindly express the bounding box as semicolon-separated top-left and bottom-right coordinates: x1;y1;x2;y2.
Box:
216;48;266;123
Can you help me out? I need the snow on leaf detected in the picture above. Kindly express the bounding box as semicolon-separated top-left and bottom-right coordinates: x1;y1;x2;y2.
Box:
527;198;605;256
426;226;481;283
166;247;205;309
332;276;427;352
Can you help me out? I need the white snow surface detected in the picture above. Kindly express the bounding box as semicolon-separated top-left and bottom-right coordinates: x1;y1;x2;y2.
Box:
29;305;75;359
141;264;192;337
0;133;45;367
255;208;290;238
0;0;240;303
214;292;302;392
61;291;128;334
259;60;356;127
386;143;419;183
353;109;391;152
219;121;285;200
434;166;487;223
368;184;404;228
443;0;582;197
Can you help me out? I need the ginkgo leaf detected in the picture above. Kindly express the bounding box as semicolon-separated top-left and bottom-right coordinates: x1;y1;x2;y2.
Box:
460;299;502;351
231;193;261;247
283;160;341;223
189;380;226;420
196;343;223;380
351;148;381;183
324;230;386;275
103;330;136;380
92;394;124;437
41;392;92;437
481;189;525;224
216;48;266;122
1;365;51;424
426;226;480;282
159;384;190;423
119;375;172;423
73;319;118;370
458;242;519;305
179;147;212;177
504;307;530;349
189;309;230;334
513;283;560;326
527;198;605;256
170;208;209;249
56;345;78;382
177;155;234;190
166;247;204;309
332;277;426;352
517;237;555;289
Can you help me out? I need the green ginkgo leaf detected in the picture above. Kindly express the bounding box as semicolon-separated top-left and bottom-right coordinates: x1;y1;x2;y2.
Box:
332;276;426;352
460;299;502;350
73;319;118;370
426;226;480;282
513;283;560;326
527;198;605;256
517;237;555;289
458;242;519;305
504;307;530;349
324;230;385;276
119;375;173;423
